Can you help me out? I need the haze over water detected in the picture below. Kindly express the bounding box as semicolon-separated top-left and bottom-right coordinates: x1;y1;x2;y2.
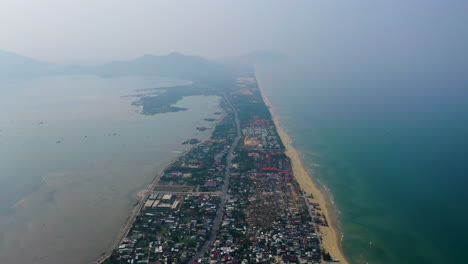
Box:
256;59;468;263
0;75;222;264
0;1;466;263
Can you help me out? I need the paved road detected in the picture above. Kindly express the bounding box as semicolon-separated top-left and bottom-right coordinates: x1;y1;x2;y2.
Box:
188;95;241;263
97;95;240;264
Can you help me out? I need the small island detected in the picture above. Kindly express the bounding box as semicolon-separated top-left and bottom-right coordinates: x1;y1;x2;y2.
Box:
182;138;201;145
131;83;223;115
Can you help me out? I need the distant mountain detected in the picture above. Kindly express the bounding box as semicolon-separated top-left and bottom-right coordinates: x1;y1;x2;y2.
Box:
1;50;284;83
219;50;287;65
217;50;286;76
0;50;55;79
58;52;232;83
0;51;232;84
242;50;287;63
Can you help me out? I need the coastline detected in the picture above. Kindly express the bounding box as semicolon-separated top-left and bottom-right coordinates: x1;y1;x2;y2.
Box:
255;66;349;264
96;97;226;263
96;152;184;263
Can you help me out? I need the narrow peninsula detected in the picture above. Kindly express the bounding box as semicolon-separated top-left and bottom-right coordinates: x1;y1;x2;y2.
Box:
99;62;347;264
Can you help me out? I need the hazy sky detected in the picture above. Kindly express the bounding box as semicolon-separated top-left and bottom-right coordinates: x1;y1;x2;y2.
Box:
1;0;467;64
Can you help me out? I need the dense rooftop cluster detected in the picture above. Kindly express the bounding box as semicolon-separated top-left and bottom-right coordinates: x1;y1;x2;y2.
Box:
111;193;220;264
103;74;331;264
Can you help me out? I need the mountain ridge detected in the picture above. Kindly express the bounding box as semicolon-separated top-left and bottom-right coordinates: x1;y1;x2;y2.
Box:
0;50;56;79
0;50;232;83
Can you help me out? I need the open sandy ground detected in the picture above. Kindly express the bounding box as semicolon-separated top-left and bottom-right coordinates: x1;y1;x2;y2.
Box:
255;68;349;264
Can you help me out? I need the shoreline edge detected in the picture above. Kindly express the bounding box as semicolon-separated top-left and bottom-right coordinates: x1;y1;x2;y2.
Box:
254;65;349;264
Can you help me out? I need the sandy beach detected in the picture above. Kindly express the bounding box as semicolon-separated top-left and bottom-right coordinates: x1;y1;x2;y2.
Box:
255;67;349;264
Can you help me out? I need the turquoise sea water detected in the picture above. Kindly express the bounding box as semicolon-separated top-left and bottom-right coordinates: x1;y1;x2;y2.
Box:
256;62;468;264
0;75;222;264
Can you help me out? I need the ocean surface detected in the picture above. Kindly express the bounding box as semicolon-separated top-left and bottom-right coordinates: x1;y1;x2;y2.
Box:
0;75;222;264
256;61;468;264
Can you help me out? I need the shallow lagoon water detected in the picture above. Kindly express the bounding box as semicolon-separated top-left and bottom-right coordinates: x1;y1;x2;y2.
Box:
0;75;221;263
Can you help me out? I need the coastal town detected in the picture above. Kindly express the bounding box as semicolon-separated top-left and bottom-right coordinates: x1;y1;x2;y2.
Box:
102;72;339;264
